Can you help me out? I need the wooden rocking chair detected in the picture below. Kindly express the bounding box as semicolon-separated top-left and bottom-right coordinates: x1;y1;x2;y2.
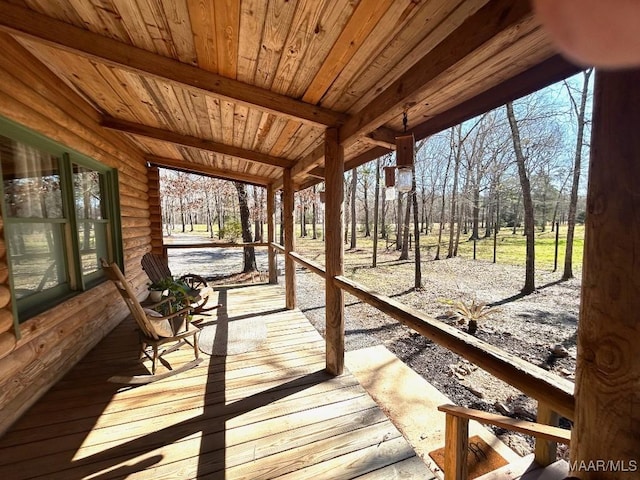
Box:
141;252;220;314
101;259;202;383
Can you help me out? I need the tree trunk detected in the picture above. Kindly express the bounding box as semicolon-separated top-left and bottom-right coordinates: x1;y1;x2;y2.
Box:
399;189;411;260
344;175;351;244
363;172;371;237
253;187;261;241
234;182;257;272
301;204;307;237
470;186;480;240
350;167;357;248
454;199;463;257
380;183;387;240
540;181;548;232
435;149;453;260
373;158;380;267
179;195;186;233
411;165;422;288
551;171;571;232
312;186;317;240
506;102;535;294
279;192;284;245
563;68;592;280
447;130;461;258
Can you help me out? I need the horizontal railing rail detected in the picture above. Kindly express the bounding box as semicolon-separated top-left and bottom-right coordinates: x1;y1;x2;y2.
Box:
289;252;327;279
334;275;574;419
270;242;285;253
164;242;269;258
165;242;269;249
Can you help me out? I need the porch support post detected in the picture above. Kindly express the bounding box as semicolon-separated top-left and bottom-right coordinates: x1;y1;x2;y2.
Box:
324;127;345;375
267;184;278;284
283;169;296;309
571;69;640;478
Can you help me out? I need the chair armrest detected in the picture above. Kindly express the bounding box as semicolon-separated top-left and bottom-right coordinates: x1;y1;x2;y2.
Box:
146;295;175;310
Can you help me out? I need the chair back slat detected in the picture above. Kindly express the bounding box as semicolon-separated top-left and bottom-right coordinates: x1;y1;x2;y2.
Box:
101;259;160;339
141;253;173;284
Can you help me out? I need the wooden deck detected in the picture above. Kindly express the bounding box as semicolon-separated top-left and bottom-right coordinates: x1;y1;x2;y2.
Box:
0;284;434;480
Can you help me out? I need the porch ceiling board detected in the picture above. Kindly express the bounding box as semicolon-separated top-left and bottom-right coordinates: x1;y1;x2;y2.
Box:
0;0;571;187
338;0;533;144
0;1;346;127
319;0;486;113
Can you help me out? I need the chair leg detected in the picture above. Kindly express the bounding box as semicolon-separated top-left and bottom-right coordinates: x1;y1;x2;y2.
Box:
151;344;159;375
193;332;199;359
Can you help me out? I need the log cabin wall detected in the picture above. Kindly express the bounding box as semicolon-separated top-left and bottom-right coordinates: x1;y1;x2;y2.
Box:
0;34;151;436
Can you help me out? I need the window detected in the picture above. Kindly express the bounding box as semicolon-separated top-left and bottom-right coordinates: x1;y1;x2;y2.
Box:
0;119;122;321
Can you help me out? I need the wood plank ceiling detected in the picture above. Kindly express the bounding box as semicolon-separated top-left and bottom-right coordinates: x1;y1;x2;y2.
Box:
0;0;579;188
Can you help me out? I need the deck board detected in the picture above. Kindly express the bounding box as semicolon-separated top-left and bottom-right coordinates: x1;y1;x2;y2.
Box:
0;284;434;480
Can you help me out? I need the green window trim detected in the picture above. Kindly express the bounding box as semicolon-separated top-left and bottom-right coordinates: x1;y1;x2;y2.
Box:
0;116;124;325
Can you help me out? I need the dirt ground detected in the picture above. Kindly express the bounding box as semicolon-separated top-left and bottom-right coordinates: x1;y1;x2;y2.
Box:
168;239;579;457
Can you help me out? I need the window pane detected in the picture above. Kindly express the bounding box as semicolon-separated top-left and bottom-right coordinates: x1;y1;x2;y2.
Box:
74;165;103;220
78;221;108;276
1;135;63;218
6;222;68;300
74;166;108;277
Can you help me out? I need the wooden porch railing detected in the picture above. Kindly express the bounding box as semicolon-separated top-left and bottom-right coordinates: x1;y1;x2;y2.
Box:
278;246;574;471
166;242;574;459
163;241;269;258
438;404;571;479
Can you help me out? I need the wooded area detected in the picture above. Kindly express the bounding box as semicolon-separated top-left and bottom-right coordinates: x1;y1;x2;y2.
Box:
160;71;592;291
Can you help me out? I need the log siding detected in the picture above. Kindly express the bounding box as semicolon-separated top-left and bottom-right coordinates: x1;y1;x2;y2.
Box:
0;34;151;436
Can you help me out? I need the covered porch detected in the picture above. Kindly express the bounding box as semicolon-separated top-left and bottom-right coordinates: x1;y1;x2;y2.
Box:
0;1;637;478
0;283;435;479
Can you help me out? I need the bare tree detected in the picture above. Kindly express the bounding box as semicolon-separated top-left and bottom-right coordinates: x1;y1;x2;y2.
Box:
411;159;422;289
563;68;593;280
395;191;403;251
350;167;357;248
373;157;381;267
234;182;257;272
344;172;352;244
360;166;372;237
434;132;454;260
447;126;462;258
399;191;411;261
506;102;536;294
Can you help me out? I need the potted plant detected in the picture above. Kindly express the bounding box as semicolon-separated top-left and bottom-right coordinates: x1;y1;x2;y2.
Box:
147;281;167;302
148;277;196;314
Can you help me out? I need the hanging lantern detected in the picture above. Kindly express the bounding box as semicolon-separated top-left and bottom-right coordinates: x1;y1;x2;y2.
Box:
384;167;397;201
395;132;414;193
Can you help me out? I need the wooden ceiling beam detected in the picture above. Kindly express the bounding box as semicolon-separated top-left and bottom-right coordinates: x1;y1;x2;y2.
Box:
308;167;325;179
101;116;294;169
344;146;392;172
409;55;581;141
0;1;346;128
339;0;532;144
363;127;397;150
274;144;326;190
146;155;270;186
